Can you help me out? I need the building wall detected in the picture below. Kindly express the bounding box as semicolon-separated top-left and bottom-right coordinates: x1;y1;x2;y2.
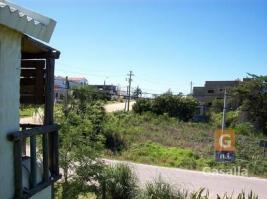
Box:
0;25;52;199
193;81;239;105
31;186;51;199
0;25;22;199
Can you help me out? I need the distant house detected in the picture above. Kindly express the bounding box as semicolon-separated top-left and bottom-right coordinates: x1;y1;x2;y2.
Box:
193;80;240;117
193;80;240;106
93;84;118;97
68;77;88;87
0;1;60;198
54;76;88;102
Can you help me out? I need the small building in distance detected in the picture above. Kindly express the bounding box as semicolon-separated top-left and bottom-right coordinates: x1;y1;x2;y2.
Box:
193;80;240;118
93;84;118;97
54;76;88;102
193;80;240;106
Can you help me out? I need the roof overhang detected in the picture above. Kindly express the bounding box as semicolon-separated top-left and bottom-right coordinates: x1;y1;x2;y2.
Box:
22;35;60;59
0;0;56;42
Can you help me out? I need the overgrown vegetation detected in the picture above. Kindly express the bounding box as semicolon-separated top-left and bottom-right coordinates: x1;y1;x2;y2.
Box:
230;74;267;134
56;163;258;199
55;87;107;199
54;81;266;198
104;112;267;177
100;164;139;199
133;93;198;121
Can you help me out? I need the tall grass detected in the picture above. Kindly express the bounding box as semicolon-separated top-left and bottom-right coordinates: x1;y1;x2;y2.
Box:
97;164;258;199
100;164;139;199
104;112;267;177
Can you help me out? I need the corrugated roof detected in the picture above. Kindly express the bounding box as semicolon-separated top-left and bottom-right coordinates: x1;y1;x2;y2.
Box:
0;0;56;42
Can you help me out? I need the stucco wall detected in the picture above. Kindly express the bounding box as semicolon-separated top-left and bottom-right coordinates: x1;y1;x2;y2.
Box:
0;25;52;199
0;25;21;199
31;186;51;199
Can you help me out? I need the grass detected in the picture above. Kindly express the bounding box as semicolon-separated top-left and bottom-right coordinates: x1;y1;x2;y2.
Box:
19;105;36;118
121;141;211;169
104;112;267;178
55;164;259;199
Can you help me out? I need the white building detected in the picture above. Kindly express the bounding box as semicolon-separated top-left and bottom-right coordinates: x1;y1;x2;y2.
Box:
54;76;88;102
0;1;60;198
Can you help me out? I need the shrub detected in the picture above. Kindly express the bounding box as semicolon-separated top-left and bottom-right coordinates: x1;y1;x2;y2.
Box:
100;164;139;199
142;178;189;199
235;122;255;135
104;130;127;153
210;111;239;128
133;95;197;121
133;98;152;114
142;178;257;199
152;95;197;121
210;98;224;113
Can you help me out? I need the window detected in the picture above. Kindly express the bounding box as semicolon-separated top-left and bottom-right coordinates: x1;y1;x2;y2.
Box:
208;89;214;94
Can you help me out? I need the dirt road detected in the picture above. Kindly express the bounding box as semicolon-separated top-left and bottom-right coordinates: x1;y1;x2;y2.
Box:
104;101;135;112
104;159;267;198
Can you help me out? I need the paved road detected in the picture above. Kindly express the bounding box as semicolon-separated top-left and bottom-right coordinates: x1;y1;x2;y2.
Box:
104;159;267;198
104;101;135;112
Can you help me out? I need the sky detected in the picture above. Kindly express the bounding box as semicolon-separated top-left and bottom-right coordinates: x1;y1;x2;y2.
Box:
13;0;267;95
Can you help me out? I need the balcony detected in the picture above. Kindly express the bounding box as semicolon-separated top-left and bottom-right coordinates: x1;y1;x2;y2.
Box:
8;123;60;199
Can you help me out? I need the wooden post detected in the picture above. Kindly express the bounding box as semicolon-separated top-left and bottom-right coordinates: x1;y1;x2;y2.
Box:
44;58;58;199
43;58;54;184
30;135;37;188
14;139;23;198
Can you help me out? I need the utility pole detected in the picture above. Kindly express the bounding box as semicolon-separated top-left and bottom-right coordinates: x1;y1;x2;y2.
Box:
64;76;69;116
190;81;193;95
124;86;129;111
222;88;227;132
126;71;134;111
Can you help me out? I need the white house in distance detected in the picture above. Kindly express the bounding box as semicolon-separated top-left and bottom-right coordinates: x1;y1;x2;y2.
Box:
0;1;60;199
54;76;88;101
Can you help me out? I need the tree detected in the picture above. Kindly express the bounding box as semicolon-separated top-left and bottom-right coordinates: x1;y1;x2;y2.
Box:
231;74;267;133
72;85;110;112
210;98;224;113
132;86;142;99
133;93;198;121
55;86;107;198
152;94;197;121
132;98;152;114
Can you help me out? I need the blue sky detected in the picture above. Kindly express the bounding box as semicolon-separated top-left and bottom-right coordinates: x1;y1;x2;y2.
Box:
13;0;267;94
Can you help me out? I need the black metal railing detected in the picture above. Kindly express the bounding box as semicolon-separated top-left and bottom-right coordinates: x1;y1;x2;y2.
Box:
8;124;60;199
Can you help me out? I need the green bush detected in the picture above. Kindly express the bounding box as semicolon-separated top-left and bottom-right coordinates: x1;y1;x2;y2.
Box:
210;98;224;113
104;130;127;153
133;98;152;114
152;94;198;121
133;94;198;121
235;122;255;135
100;164;139;199
211;111;239;128
142;178;258;199
142;178;189;199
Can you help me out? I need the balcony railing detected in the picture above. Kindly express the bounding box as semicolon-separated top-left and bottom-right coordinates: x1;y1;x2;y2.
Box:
8;124;60;199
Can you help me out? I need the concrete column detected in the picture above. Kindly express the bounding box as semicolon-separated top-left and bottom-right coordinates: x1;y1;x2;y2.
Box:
0;25;21;199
